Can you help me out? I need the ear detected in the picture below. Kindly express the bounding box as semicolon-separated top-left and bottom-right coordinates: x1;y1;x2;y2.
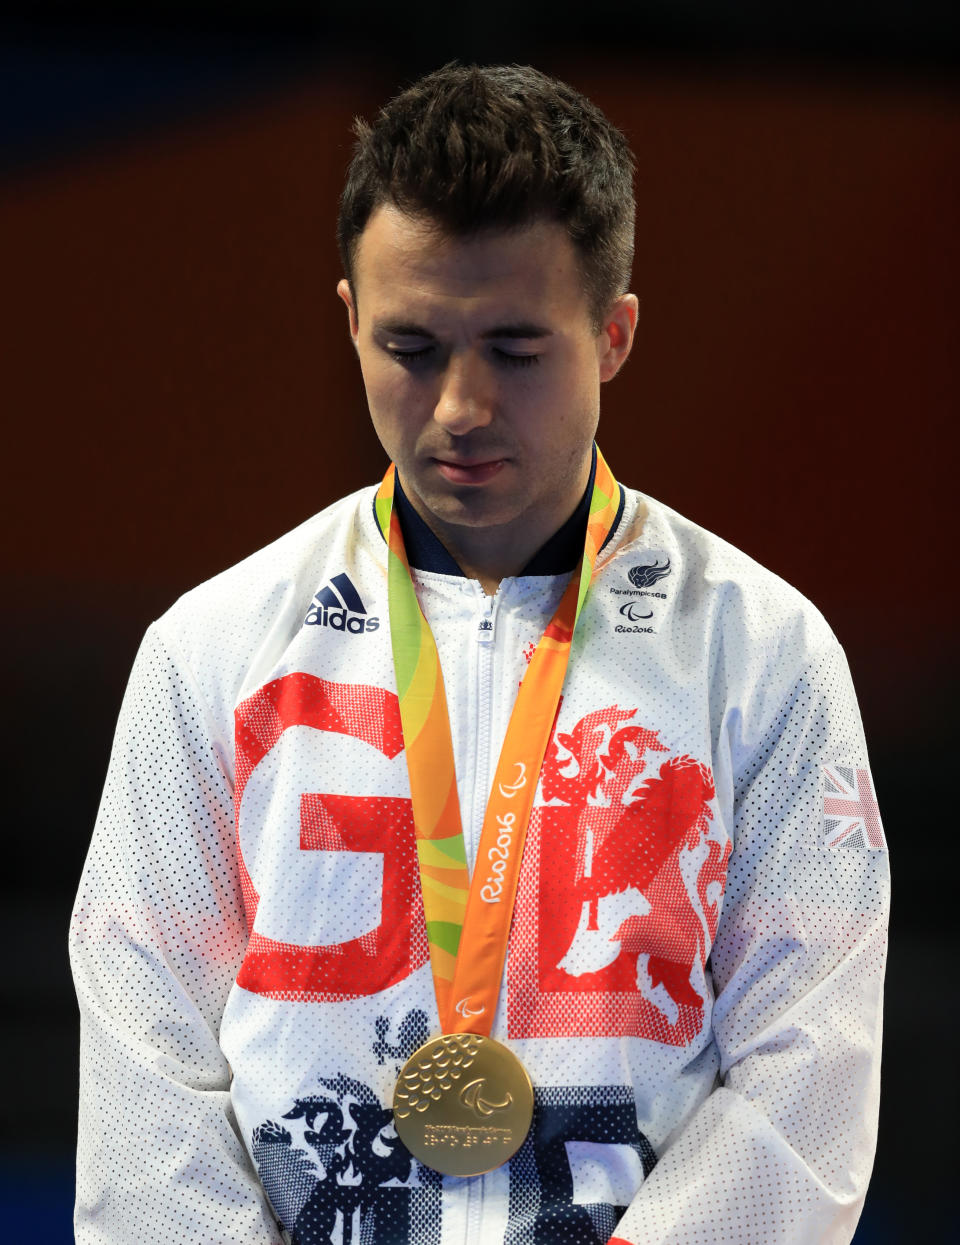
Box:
597;293;639;383
337;278;360;346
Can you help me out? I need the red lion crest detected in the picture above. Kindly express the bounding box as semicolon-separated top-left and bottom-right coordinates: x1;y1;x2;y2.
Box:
508;704;730;1045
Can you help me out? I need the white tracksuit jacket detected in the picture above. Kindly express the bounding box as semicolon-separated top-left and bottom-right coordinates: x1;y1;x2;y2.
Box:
70;481;889;1244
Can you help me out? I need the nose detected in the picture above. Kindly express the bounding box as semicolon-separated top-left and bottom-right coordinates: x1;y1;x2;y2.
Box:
434;351;494;435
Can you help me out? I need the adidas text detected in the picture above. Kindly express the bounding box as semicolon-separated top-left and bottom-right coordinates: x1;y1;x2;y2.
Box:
304;604;380;633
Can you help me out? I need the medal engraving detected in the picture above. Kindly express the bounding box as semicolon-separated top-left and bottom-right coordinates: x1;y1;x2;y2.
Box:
393;1034;533;1177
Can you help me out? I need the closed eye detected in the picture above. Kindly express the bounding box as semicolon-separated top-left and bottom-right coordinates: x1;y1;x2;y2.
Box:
493;349;540;368
389;346;434;365
387;345;540;369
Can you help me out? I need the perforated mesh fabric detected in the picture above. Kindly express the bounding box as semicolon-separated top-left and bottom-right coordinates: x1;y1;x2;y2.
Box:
71;486;888;1244
71;626;284;1243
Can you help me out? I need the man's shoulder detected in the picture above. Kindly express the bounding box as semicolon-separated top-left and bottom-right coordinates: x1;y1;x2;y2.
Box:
612;486;837;658
153;483;381;663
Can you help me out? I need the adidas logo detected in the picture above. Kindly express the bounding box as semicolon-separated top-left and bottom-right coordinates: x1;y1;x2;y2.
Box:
304;573;380;635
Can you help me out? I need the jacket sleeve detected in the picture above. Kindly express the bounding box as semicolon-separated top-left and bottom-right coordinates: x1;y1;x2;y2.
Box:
70;623;283;1244
609;638;889;1245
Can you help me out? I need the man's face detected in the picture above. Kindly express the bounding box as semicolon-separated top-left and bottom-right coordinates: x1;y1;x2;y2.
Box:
338;205;635;566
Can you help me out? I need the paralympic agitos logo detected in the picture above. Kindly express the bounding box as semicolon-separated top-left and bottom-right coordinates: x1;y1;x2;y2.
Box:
619;600;654;622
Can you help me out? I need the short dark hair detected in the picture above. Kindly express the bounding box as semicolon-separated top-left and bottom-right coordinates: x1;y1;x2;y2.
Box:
337;63;635;330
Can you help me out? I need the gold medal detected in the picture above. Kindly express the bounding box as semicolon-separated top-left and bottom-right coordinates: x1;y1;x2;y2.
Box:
392;1033;534;1177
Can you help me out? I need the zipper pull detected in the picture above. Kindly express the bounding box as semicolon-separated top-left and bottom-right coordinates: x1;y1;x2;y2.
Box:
477;594;495;643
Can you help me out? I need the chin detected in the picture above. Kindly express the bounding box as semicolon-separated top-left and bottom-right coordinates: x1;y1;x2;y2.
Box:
420;489;519;531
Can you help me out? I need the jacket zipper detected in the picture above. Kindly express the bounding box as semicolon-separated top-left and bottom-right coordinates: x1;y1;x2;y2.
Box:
464;586;499;1242
469;588;498;854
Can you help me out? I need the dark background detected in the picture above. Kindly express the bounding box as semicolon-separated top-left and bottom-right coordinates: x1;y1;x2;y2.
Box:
2;4;957;1240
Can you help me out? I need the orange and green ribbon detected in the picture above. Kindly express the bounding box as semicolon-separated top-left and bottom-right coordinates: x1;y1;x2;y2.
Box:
375;447;620;1033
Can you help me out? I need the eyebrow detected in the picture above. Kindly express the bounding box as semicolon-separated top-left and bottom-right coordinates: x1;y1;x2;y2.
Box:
374;320;553;341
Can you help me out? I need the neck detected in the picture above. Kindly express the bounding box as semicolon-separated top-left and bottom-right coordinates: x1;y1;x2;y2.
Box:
425;525;548;596
403;483;589;595
391;450;604;592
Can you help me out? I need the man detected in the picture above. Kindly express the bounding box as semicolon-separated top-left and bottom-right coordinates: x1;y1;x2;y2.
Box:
71;64;889;1244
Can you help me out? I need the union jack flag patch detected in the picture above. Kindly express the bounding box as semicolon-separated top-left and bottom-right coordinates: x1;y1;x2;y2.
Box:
821;764;887;850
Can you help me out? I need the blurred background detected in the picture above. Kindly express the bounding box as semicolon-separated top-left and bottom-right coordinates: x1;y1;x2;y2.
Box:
2;3;956;1240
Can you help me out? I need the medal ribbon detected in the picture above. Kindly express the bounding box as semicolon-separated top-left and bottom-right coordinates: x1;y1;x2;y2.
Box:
375;448;619;1034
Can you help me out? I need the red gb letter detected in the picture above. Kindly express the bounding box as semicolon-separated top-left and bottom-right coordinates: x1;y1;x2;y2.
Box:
233;674;427;1002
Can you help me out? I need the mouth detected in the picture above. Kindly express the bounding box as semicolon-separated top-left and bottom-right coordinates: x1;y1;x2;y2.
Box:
432;457;508;485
